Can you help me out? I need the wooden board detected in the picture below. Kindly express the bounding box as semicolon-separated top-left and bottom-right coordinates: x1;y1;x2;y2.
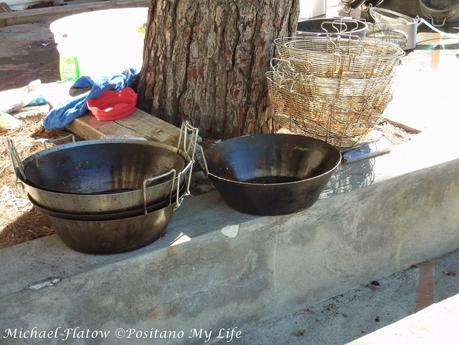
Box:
67;110;182;147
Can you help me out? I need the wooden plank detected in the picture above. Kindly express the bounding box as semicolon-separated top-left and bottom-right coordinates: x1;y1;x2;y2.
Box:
0;0;148;27
66;113;139;139
114;111;182;145
67;110;182;147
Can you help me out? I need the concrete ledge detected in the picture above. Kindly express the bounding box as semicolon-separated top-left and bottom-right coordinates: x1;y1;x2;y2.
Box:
1;156;458;344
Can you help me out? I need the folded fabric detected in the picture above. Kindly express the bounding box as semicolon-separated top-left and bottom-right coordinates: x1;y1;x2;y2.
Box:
43;68;137;130
87;87;137;121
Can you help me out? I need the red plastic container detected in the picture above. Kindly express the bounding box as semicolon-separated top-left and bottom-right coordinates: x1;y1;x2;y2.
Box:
87;87;137;121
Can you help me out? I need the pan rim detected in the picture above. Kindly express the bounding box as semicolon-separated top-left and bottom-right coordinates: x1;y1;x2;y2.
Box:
20;139;191;196
205;134;342;187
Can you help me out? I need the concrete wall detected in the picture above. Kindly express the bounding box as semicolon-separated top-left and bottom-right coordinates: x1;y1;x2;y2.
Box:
1;157;459;345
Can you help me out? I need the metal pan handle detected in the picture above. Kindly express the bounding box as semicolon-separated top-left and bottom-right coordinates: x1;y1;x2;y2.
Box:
142;169;177;215
177;121;199;161
198;145;209;176
175;159;194;209
6;138;27;182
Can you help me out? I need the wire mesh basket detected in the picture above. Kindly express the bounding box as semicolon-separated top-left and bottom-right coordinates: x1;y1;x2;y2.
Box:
267;71;391;147
271;59;395;109
274;33;404;78
366;23;408;50
267;33;403;148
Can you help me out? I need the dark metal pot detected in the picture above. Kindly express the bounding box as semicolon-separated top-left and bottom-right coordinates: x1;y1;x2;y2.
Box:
33;202;175;254
203;134;341;216
297;18;368;38
7;123;198;213
29;183;187;221
418;0;459;25
30;180;188;254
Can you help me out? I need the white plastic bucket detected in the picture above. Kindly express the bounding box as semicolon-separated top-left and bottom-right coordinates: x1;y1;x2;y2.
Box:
50;8;148;80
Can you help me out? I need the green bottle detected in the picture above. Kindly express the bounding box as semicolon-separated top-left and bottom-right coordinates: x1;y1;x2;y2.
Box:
59;56;80;81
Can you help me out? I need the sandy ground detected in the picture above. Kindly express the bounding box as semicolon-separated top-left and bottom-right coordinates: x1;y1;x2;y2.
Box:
0;21;62;248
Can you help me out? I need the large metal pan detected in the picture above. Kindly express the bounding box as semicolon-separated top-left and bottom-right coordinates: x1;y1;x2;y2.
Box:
30;168;190;254
29;177;188;221
7;122;198;213
33;201;175;254
202;134;341;216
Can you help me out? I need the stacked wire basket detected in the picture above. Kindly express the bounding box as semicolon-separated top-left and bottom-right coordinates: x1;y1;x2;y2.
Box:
267;25;405;148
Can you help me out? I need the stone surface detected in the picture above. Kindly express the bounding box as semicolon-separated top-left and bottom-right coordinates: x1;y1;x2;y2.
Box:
1;157;459;344
212;249;459;345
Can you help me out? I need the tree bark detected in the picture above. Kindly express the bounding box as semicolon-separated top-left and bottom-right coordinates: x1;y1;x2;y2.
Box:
137;0;299;138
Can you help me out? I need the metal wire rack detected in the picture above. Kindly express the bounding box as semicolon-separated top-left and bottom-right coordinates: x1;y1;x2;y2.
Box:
267;72;390;147
267;30;403;148
274;33;404;78
271;59;394;108
366;23;408;50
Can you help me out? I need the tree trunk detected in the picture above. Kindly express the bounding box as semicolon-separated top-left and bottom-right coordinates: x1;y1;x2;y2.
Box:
137;0;299;138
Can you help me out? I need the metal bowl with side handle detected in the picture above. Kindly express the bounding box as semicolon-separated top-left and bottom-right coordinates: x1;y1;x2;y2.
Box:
202;134;341;216
7;122;198;213
29;169;190;254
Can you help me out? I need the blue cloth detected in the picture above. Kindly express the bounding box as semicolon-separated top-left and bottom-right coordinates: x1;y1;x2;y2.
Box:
44;68;138;130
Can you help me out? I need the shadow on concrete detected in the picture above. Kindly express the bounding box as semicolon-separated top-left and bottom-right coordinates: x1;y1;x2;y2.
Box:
320;158;376;199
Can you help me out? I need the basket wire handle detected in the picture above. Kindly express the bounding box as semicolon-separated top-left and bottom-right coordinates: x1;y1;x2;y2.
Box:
142;169;177;215
6;138;27;182
270;58;292;71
